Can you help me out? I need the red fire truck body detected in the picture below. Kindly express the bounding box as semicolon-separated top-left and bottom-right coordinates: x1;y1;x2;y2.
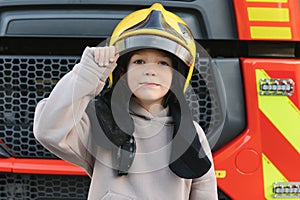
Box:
214;1;300;199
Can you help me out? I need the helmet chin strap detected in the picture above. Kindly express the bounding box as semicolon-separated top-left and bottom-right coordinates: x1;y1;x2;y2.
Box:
95;82;136;176
168;100;212;179
166;73;212;179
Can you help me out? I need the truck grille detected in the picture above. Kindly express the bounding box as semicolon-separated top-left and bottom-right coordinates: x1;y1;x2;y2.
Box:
188;58;222;133
0;172;90;200
0;56;79;158
0;55;221;158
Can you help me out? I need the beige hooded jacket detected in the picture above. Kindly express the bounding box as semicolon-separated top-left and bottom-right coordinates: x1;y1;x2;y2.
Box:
33;47;218;200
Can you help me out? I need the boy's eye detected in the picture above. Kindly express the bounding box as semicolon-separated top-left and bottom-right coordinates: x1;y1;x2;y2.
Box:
133;59;145;64
159;61;170;66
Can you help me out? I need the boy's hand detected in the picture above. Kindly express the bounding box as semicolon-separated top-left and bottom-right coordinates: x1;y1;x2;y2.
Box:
92;46;119;68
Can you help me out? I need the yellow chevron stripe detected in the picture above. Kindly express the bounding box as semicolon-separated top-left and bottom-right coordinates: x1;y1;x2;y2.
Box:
248;7;289;22
256;69;300;153
250;26;291;39
246;0;287;2
262;154;288;200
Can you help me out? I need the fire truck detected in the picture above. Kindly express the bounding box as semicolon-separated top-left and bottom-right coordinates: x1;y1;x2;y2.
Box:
0;0;299;199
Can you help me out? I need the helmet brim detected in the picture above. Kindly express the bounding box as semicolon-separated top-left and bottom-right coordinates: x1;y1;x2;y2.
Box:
112;34;193;68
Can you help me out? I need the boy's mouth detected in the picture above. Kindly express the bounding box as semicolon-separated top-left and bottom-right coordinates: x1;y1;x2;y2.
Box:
140;82;160;87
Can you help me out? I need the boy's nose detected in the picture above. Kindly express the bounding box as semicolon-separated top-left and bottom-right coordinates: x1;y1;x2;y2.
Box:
145;71;156;76
144;65;157;76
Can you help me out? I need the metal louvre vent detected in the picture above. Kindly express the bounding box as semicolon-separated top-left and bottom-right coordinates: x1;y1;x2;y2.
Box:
0;172;90;200
186;58;222;134
0;55;80;158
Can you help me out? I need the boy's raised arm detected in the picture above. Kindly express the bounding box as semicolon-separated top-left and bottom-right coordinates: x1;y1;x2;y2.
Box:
33;47;117;175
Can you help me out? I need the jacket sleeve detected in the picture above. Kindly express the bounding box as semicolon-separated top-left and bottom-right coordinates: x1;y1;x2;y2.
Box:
33;47;115;176
189;122;218;200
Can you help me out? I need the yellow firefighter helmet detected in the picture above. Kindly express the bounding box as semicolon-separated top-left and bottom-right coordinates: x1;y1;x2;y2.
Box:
109;3;196;91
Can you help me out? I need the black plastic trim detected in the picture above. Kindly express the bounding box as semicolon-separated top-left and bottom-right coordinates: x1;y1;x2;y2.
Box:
0;0;237;40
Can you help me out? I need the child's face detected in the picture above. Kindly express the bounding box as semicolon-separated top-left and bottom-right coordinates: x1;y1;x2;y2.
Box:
127;49;173;109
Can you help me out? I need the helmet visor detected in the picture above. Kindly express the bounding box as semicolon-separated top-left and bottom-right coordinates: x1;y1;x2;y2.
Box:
111;35;193;68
